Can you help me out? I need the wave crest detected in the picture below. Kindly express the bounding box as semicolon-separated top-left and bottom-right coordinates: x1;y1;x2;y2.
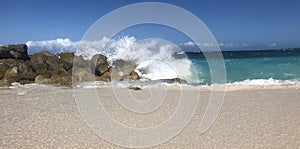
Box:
26;36;197;82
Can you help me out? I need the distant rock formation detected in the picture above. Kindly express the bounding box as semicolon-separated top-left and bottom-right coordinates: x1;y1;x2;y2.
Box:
0;44;29;60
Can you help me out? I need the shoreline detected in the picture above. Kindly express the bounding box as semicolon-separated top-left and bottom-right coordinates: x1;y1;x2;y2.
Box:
1;81;300;91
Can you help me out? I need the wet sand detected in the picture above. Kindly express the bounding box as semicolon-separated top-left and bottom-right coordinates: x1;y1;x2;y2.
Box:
0;85;299;148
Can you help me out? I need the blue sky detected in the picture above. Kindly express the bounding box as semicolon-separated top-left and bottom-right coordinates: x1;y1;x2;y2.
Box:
1;0;300;50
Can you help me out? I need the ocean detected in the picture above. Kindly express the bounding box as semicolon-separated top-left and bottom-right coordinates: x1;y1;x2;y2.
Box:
26;37;300;87
186;49;300;85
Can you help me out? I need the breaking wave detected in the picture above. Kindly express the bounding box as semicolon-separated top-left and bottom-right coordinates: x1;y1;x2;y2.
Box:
26;36;198;83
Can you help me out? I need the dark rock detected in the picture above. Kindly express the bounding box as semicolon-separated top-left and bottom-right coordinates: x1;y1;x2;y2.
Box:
111;60;140;81
30;51;66;75
16;61;35;84
129;70;139;80
28;51;74;86
0;60;36;85
95;67;111;82
58;52;74;72
35;73;72;86
58;52;74;64
128;86;142;90
4;67;18;81
91;54;109;76
49;74;72;86
35;75;51;84
0;79;10;87
0;50;144;87
0;44;29;60
161;78;187;84
0;60;9;79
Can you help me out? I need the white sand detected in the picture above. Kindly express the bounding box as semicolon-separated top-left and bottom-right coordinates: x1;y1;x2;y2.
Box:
0;85;299;148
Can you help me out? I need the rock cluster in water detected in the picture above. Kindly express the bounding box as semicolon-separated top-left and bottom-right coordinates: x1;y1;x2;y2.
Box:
0;44;186;87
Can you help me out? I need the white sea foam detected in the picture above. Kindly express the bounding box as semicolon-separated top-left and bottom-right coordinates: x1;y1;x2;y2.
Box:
101;37;195;82
227;78;299;86
26;36;196;82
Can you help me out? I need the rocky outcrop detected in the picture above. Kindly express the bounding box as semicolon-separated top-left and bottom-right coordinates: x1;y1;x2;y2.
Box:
0;59;35;86
29;51;72;86
0;44;29;60
0;44;187;87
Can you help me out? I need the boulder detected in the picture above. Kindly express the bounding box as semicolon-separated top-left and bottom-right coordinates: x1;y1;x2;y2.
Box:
35;75;51;84
58;52;74;64
4;67;18;81
29;51;74;86
30;51;66;75
58;52;74;72
0;60;9;79
35;73;72;86
95;68;111;82
15;61;35;84
0;59;35;86
0;44;29;60
90;54;109;76
128;86;142;90
111;60;140;81
0;79;10;87
49;74;72;86
161;78;187;84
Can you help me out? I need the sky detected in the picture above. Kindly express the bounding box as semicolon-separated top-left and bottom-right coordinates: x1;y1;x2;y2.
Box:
1;0;300;50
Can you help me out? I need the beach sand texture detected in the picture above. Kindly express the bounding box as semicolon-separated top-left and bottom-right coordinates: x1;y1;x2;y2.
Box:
0;85;299;148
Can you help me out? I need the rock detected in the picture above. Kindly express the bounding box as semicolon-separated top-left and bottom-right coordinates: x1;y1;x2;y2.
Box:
2;61;35;85
30;51;66;75
0;59;36;86
0;79;10;87
0;61;9;79
0;44;29;60
0;51;143;86
35;75;51;84
28;51;75;86
58;52;74;64
161;78;187;84
35;74;72;86
95;68;111;82
1;67;18;85
128;86;142;90
129;70;140;80
4;67;18;81
49;74;72;86
73;67;95;82
91;54;109;76
111;60;140;81
58;52;74;72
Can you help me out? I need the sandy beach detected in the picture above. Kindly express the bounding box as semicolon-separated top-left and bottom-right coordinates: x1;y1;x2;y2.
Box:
0;84;299;148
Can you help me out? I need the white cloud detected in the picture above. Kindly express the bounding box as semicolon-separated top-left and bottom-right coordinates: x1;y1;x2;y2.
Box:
268;43;278;47
182;41;195;46
26;37;111;57
180;41;244;48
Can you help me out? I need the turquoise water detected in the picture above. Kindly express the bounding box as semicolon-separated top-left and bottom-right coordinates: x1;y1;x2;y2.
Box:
187;50;300;84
